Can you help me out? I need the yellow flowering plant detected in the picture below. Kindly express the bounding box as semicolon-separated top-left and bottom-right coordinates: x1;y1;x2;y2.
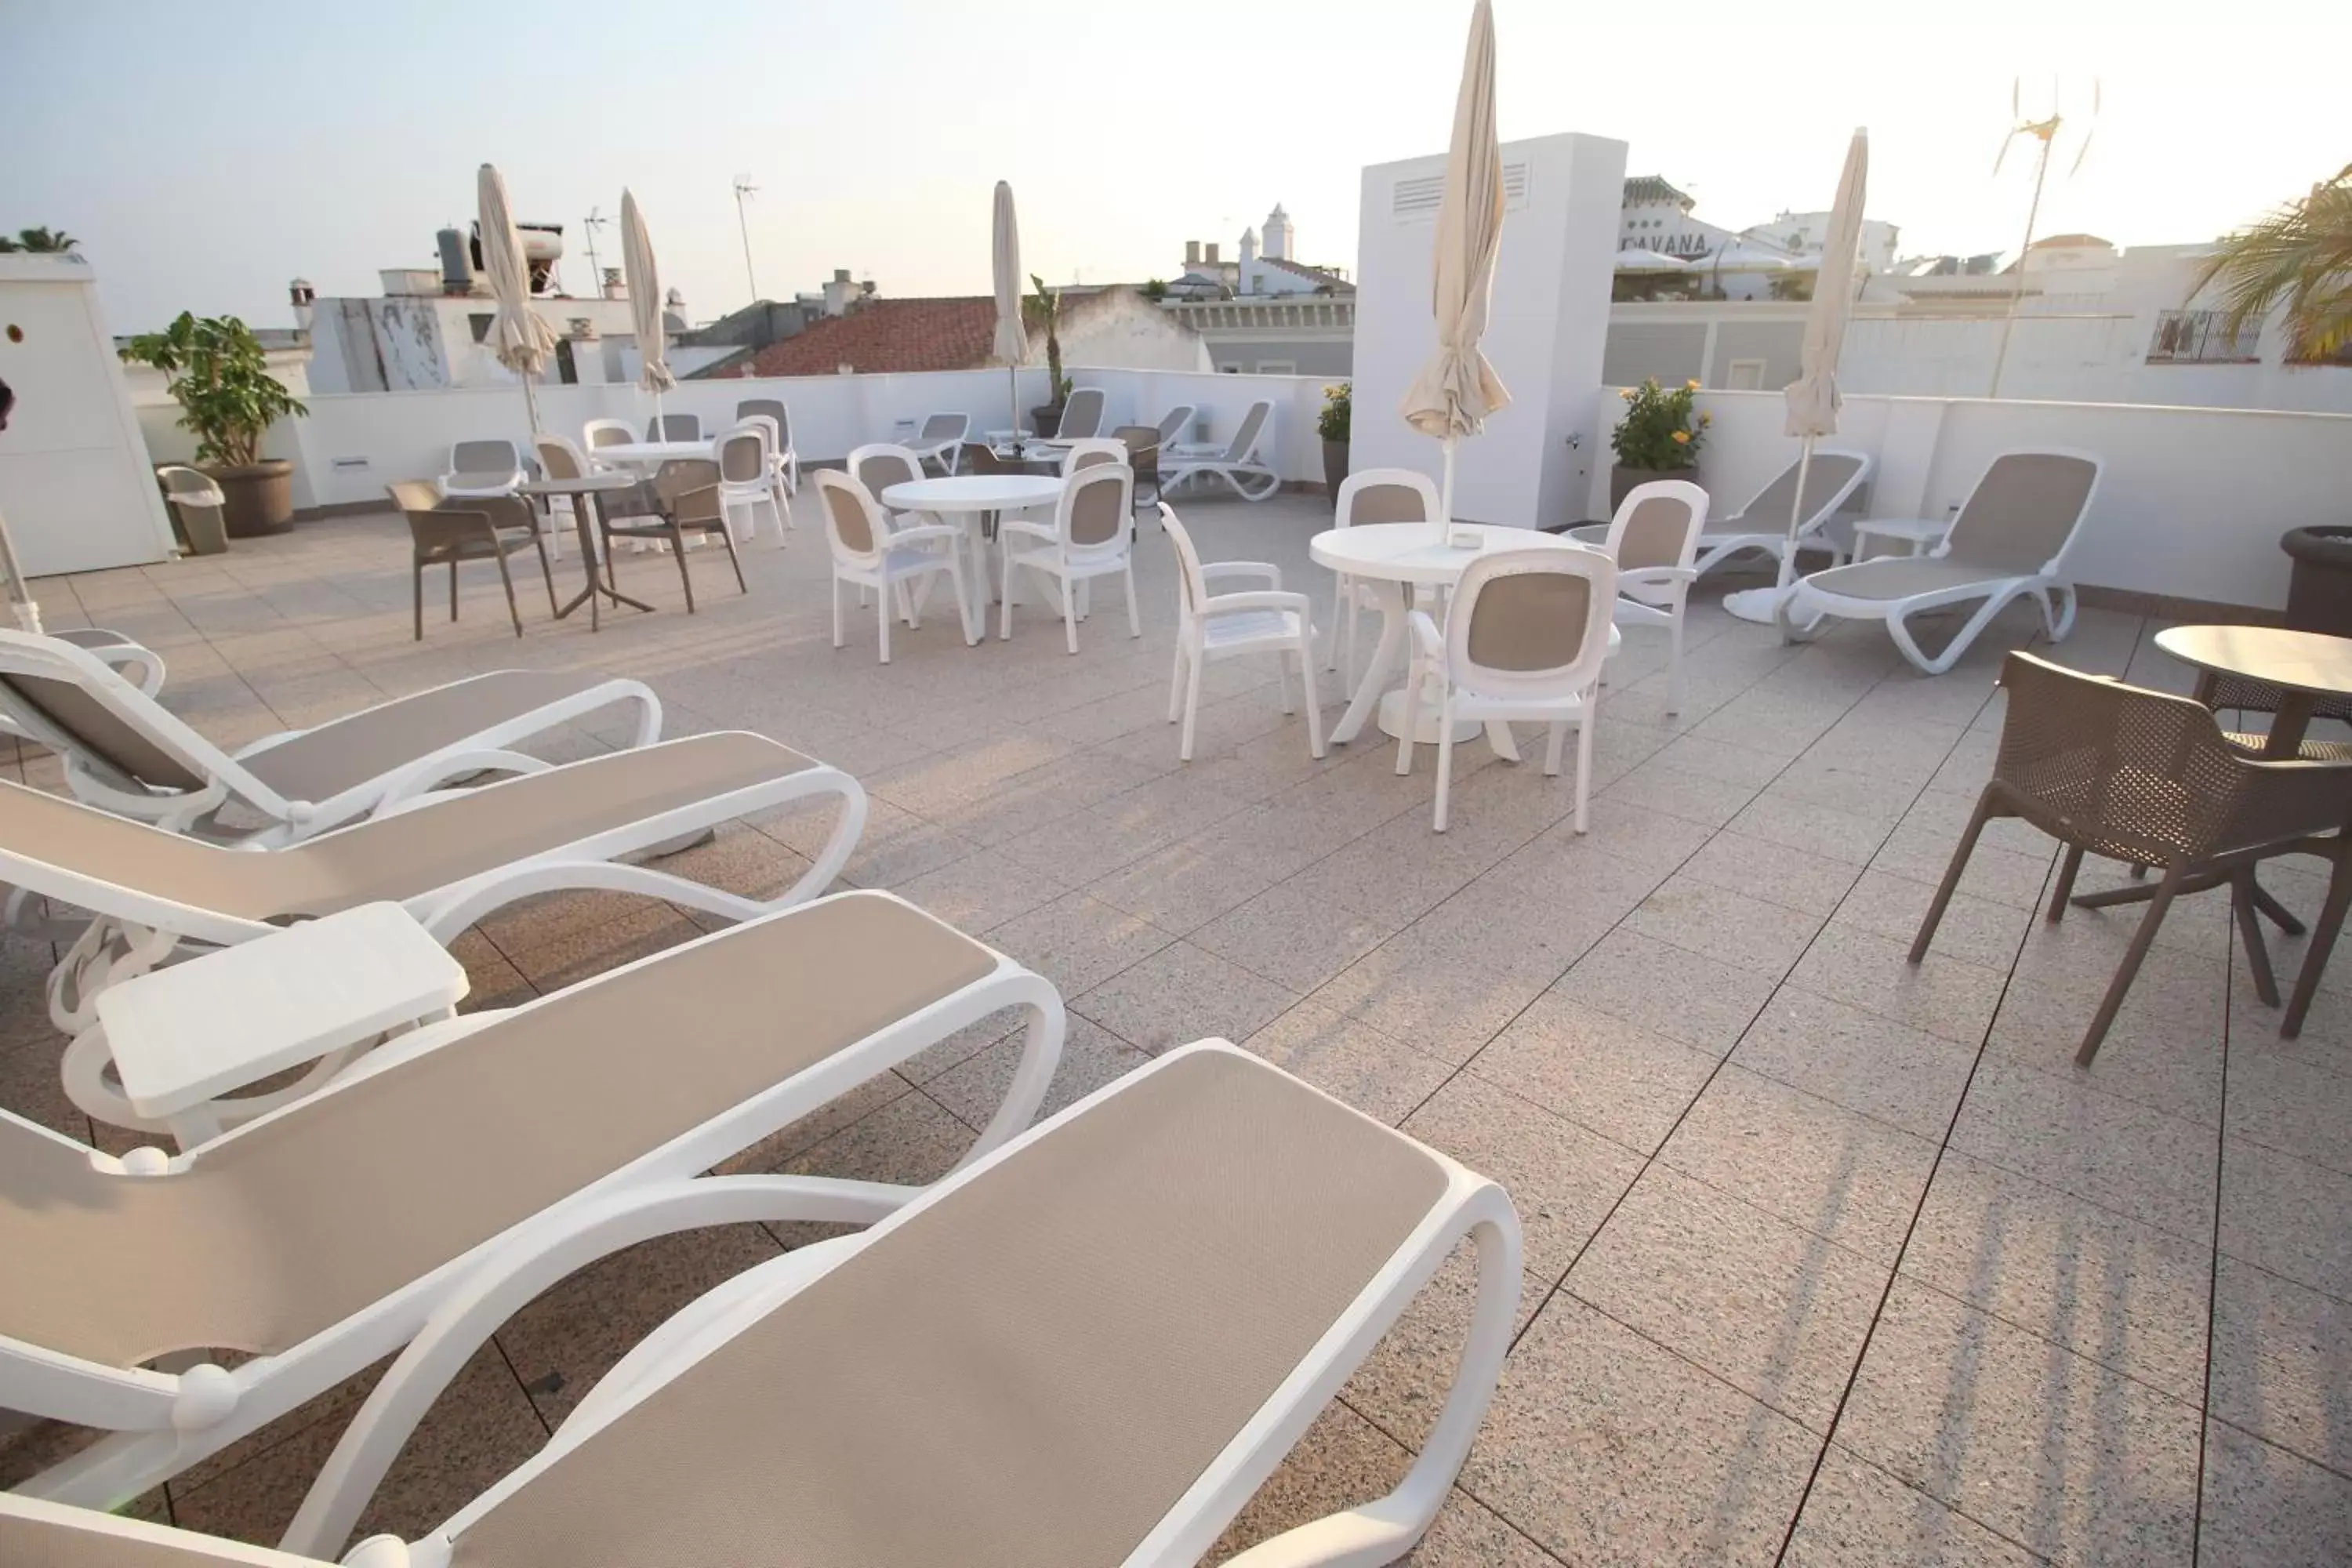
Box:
1609;376;1706;470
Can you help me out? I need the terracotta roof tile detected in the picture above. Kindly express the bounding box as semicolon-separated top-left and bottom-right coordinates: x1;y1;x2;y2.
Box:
744;297;1006;377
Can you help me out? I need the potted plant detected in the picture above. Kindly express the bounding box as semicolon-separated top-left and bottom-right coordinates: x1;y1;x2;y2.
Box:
1317;381;1351;493
122;312;306;536
1607;376;1708;510
1025;274;1069;437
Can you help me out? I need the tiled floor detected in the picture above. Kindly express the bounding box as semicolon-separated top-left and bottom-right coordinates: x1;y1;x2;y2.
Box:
5;489;2350;1563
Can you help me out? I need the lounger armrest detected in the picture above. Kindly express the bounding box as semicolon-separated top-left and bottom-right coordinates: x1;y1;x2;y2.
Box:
1201;560;1282;590
279;1174;916;1559
1197;590;1310;620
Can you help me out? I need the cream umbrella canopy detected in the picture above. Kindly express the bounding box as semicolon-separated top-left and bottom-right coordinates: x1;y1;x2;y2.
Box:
477;163;558;438
621;188;675;430
1399;0;1509;524
1724;129;1868;626
991;181;1025;443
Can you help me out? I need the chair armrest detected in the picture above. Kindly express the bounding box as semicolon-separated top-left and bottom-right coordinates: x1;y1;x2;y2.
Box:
1198;589;1311;619
667;484;725;526
885;522;964;547
405;506;501;549
1618;565;1698;590
1201;560;1282;590
999;517;1058;541
1406;608;1445;664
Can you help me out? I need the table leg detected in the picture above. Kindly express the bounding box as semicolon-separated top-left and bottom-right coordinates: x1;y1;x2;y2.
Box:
1332;583;1412;746
552;493;659;627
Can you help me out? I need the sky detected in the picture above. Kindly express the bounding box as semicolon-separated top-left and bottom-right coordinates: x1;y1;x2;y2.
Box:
6;0;2347;335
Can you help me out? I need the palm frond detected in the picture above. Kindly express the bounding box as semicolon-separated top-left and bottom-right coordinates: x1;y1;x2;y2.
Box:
2192;164;2352;361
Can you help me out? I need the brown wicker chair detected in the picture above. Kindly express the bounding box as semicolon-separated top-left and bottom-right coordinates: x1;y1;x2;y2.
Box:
597;457;748;614
1112;424;1163;517
1911;651;2352;1063
385;481;557;641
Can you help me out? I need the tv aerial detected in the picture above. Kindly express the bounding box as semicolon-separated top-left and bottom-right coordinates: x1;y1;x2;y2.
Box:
732;175;760;303
1988;76;2100;397
581;206;608;291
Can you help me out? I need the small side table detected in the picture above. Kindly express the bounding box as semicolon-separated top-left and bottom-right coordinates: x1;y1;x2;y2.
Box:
93;902;469;1149
1851;517;1951;560
521;470;659;630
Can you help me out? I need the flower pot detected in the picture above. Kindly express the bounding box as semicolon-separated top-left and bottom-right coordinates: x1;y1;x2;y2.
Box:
1610;463;1693;511
2281;526;2352;637
1323;439;1348;495
1031;405;1065;441
208;461;295;537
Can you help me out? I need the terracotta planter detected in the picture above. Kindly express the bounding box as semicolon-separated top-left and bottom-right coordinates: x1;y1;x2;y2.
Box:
1030;405;1065;440
1322;439;1348;495
1609;463;1695;511
209;461;295;537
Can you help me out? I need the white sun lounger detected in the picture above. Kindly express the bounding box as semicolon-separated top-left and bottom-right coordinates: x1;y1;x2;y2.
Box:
0;1043;1518;1568
0;731;866;1058
0;630;661;844
1163;398;1281;501
1777;450;2103;675
0;890;1065;1512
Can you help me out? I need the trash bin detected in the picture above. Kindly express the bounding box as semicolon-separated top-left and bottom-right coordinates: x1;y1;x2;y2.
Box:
156;465;230;556
2280;526;2352;636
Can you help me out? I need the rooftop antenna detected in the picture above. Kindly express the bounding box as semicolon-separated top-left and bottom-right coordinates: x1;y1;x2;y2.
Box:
1987;74;2099;397
731;175;760;304
581;206;608;293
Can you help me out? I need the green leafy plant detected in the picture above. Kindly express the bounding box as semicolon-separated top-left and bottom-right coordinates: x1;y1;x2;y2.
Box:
2192;163;2352;364
1609;377;1708;470
122;312;305;468
1142;277;1169;301
1767;271;1815;302
0;227;78;253
1025;273;1066;405
1316;381;1351;442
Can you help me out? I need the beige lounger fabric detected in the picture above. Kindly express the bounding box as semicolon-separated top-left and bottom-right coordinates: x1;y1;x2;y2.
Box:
1703;452;1865;543
0;892;994;1367
1795;556;2027;603
449;1049;1445;1568
0;673;206;791
234;670;620;802
0;1512;220;1568
0;733;814;923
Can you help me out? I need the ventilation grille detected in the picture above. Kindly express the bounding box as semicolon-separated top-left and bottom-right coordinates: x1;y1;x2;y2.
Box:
1392;162;1529;221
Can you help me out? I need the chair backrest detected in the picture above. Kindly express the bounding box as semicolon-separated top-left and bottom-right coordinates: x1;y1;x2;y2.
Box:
1056;463;1134;554
960;441;1013;477
1733;449;1870;535
1944;451;2102;575
384;479;444;515
716;424;769;487
813;470;884;561
736;398;790;448
1156;405;1196;446
1058;386;1107;439
1447;547;1618;701
533;434;591;484
1602;480;1708;575
916;412;968;445
1220;400;1272;463
583;419;635;456
1061;438;1127;476
848;443;924;502
155;465;226;507
1336;468;1438;528
1112;426;1160;488
446;439;521;481
645;412;701;441
0;631;227;800
1159;503;1210;615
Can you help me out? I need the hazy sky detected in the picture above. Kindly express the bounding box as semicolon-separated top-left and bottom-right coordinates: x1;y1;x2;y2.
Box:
7;0;2346;334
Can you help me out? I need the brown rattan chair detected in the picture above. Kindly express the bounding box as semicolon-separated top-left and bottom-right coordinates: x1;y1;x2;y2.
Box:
1112;424;1163;517
597;458;748;614
385;481;557;641
1911;651;2352;1063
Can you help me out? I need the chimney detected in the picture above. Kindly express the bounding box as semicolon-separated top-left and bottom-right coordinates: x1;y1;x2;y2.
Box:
601;267;625;300
1185;240;1200;267
288;278;315;330
1204;242;1219;266
822;268;858;317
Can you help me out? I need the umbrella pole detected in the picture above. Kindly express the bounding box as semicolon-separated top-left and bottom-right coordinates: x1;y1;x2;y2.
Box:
521;371;543;442
1775;438;1817;593
1439;434;1457;528
1007;364;1019;447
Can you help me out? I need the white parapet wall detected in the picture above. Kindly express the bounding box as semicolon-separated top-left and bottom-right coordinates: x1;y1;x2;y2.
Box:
1352;132;1628;528
1594;387;2352;612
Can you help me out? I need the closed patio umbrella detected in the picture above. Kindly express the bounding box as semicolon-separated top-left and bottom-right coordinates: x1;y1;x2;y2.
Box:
477;163;558;439
1613;248;1690;271
1399;0;1509;524
1725;128;1868;626
992;181;1025;444
621;189;674;429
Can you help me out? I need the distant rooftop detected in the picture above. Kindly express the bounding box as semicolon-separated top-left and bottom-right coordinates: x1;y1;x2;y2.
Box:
1621;175;1695;209
745;296;999;376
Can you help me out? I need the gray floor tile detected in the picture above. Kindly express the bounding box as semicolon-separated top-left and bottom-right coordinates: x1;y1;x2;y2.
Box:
1550;927;1779;1055
2220;1138;2352;1302
1783;1450;2042;1567
2208;1255;2352;1475
1734;986;1979;1140
1245;999;1455;1126
1468;992;1720;1155
1072;938;1296;1054
1950;1058;2220;1245
2197;1420;2352;1568
1623;871;1826;980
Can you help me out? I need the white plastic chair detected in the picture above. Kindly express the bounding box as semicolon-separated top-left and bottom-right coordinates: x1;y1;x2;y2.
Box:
437;440;524;499
731;414;793;537
735;397;799;494
1160;503;1323;763
1590;479;1707;714
1328;469;1441;673
1396;546;1618;833
850;442;954;621
712;423;780;544
644;412;701;441
582;419;636;465
815;470;976;664
907;412;971;474
1000;463;1139;654
1162;398;1279;501
1058;437;1128;475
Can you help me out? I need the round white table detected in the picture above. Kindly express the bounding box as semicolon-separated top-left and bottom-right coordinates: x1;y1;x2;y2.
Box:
881;473;1067;620
1310;523;1616;757
590;438;717;465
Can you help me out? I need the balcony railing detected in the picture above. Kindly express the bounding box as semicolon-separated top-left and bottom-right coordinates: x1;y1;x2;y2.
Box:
2147;308;2261;365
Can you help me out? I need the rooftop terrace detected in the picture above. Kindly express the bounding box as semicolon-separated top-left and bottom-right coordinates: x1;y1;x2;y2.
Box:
2;489;2345;1563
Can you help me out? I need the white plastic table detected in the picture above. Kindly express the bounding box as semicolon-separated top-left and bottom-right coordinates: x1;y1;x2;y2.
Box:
881;473;1067;620
93;902;469;1149
1851;516;1950;558
1311;523;1615;759
589;438;717;466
